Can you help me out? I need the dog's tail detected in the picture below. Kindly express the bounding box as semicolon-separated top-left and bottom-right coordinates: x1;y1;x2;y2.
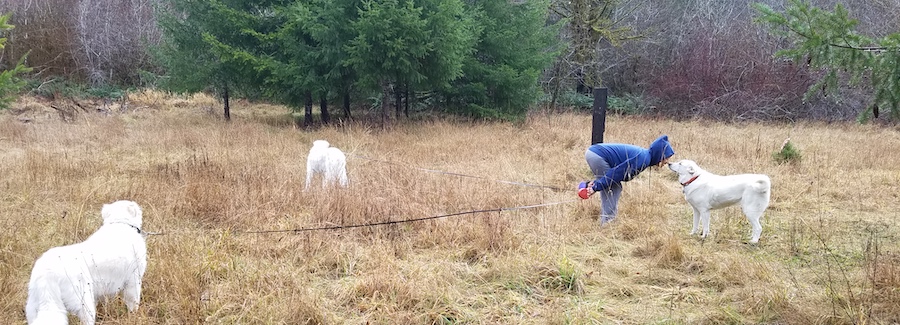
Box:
25;260;68;324
752;176;772;192
312;140;330;148
753;176;772;206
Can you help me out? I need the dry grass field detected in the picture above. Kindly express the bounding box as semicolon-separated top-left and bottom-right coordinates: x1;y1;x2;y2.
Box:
2;91;899;324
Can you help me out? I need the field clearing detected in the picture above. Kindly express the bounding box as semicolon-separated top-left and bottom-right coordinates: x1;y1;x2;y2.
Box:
2;93;900;324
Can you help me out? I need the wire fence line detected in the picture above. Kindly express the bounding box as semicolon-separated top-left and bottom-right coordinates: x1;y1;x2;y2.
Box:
145;154;580;236
146;199;580;236
349;154;569;192
143;155;580;236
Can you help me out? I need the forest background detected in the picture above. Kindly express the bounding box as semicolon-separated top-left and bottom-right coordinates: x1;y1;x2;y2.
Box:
0;0;897;123
2;1;900;324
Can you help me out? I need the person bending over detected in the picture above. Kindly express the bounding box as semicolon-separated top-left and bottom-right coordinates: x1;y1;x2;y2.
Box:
580;135;675;225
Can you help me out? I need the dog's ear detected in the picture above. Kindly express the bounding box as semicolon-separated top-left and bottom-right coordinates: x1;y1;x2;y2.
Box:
101;203;112;221
687;165;696;175
128;202;142;220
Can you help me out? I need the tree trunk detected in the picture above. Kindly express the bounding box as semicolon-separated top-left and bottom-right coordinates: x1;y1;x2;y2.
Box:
380;79;391;128
304;91;313;127
342;91;352;120
575;69;589;94
320;94;330;124
404;85;410;118
222;84;231;122
549;65;562;110
394;83;402;119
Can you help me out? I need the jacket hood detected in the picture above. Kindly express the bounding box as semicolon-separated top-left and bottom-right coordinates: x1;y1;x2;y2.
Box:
648;135;675;166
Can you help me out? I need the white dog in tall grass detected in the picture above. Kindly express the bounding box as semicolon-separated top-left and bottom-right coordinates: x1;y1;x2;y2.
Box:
305;140;348;190
668;160;771;244
25;200;147;325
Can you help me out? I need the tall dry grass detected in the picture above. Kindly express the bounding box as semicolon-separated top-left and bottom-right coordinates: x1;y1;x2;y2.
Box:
1;92;900;324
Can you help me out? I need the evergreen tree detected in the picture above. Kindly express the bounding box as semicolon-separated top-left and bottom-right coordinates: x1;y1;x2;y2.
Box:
442;0;560;119
345;0;476;126
155;0;273;121
0;13;31;110
754;0;900;121
265;0;360;125
153;0;558;123
238;1;321;127
207;0;361;127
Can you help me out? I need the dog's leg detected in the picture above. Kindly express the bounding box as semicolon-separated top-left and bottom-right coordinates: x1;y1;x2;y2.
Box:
700;209;712;239
123;278;142;312
743;207;764;244
304;166;313;191
338;162;348;187
748;218;762;244
690;206;701;236
75;290;97;325
322;169;332;189
24;287;39;323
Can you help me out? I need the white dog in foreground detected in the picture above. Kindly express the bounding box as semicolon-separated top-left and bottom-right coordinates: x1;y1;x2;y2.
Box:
668;160;771;244
305;140;348;190
26;200;147;325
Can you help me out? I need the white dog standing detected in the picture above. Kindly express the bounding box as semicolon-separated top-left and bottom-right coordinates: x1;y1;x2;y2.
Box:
668;160;771;244
305;140;349;190
25;200;148;325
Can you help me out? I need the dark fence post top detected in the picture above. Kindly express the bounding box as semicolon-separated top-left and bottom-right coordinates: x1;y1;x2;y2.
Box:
591;87;608;145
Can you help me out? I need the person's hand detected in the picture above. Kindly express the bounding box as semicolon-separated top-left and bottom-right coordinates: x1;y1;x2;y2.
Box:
578;181;596;199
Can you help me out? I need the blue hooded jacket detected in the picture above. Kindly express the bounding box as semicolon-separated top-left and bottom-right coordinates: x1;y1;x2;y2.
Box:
589;135;675;192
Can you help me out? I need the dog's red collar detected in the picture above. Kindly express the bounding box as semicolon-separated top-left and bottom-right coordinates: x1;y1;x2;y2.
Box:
681;175;699;186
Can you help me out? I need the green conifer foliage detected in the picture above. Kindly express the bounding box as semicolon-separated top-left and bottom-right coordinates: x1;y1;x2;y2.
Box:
754;0;900;121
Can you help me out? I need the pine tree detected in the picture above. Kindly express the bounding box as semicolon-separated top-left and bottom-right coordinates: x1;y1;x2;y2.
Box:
345;0;476;126
258;0;360;126
754;0;900;121
0;13;31;110
153;0;558;124
441;0;560;119
155;0;272;121
296;0;361;121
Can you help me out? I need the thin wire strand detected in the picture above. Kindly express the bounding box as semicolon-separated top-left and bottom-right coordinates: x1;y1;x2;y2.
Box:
146;199;580;236
350;154;568;191
145;154;581;236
